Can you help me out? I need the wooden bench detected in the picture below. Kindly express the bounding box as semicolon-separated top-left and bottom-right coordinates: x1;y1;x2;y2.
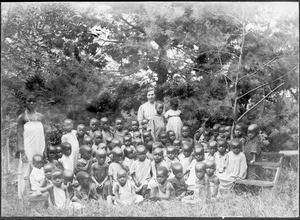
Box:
236;152;284;190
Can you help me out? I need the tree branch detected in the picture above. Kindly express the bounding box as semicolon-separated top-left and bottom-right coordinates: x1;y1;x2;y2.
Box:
116;13;146;35
236;82;284;123
238;54;282;83
237;73;288;100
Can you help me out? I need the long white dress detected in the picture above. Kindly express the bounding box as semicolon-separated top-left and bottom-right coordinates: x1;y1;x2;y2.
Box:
18;111;45;199
165;109;183;139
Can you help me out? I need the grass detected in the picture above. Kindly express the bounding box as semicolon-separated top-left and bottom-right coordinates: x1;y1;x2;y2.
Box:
1;157;299;217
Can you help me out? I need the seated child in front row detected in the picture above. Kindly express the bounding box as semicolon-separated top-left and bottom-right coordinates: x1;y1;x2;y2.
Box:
214;139;228;177
63;169;77;199
149;166;175;201
130;145;151;197
205;161;220;198
168;162;188;201
90;149;111;200
75;145;93;174
182;162;207;204
29;154;46;194
113;169;144;205
72;171;99;203
218;138;247;190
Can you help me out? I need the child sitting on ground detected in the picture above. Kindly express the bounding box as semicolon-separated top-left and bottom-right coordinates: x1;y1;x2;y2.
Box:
180;126;193;146
182;162;207;203
218;138;247;190
123;147;135;171
63;169;77;199
29;154;46;194
167;130;176;146
185;146;205;190
149;102;166;142
62;118;80;167
168;162;188;201
114;118;126;144
75;145;93;174
130;145;151;198
205;160;220;198
113;169;144;205
165;97;183;140
59;142;74;172
100;117;114;145
149;166;175;201
214;139;229;177
76;124;86;147
205;141;217;163
130;120;140;138
72;171;99;203
244;124;262;179
90;149;110;200
86;118;99;138
178;143;193;179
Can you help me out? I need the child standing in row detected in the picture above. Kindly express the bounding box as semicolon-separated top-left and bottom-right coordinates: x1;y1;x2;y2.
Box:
149;102;166;142
165;97;183;140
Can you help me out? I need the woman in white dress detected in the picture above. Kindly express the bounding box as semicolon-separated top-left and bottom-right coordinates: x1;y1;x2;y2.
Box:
137;88;158;126
17;94;47;199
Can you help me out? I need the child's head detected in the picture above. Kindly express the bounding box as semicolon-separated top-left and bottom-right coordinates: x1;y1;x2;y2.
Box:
181;126;190;138
208;141;217;156
205;160;216;177
182;143;192;158
63;170;74;185
80;145;92;160
61;142;72;157
51;169;64;188
195;162;206;180
171;162;184;180
100;117;109;131
158;131;168;145
230;138;242;155
212;124;221;137
224;126;231;139
77;124;86;137
217;139;227;155
194;146;205;162
167;130;176;144
123;135;132;147
47;145;57;161
247;124;259;140
173;139;181;152
136;145;147;162
63;118;74;133
124;146;134;159
83;136;93;147
153;147;164;163
141;119;148;130
202;128;211;141
96;149;107;165
218;126;226;138
234;123;245;138
156;166;169;185
106;137;113;149
93;130;103;145
152;141;163;152
133;131;142;139
117;169;127;186
155;102;164;115
143;131;152;144
115;118;124;131
166;145;177;160
112;147;124;163
76;171;90;188
146;141;154;153
44;163;55;180
131;120;139;132
170;97;179;110
32;154;44;169
133;138;143;147
111;138;121;149
55;145;63;160
89;118;99;132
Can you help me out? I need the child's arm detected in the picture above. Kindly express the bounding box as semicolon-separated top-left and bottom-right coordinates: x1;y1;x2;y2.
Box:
98;176;108;188
131;172;141;187
90;165;100;186
114;184;121;205
159;182;174;200
130;183;137;204
119;161;129;172
212;176;220;197
149;119;156;141
249;153;257;164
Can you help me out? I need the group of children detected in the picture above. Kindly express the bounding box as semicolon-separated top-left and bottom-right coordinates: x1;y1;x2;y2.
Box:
27;100;264;209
